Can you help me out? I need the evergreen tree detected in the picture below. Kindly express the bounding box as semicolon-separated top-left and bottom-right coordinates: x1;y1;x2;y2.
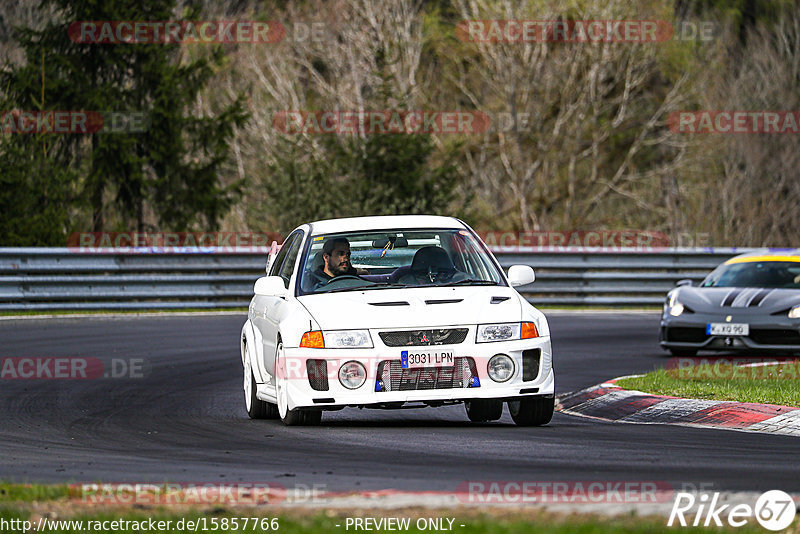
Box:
0;0;247;244
330;132;460;218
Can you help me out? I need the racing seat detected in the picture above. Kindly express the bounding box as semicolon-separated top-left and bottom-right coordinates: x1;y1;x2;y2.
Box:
398;246;466;285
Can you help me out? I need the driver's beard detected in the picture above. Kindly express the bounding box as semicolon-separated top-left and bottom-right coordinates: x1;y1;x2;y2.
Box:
331;262;350;276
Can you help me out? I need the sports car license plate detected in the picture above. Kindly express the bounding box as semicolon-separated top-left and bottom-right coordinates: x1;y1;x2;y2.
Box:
401;350;454;369
707;323;749;336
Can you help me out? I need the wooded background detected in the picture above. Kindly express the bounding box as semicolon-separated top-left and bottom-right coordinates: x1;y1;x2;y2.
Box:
1;0;797;246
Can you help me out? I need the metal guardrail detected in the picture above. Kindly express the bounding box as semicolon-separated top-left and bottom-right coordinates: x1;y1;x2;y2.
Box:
0;247;756;311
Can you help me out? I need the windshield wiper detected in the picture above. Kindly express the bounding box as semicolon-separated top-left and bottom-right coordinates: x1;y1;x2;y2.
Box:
440;279;499;286
403;279;499;288
367;283;408;290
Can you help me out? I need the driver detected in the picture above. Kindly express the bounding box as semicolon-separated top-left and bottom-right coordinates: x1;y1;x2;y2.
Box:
314;237;368;284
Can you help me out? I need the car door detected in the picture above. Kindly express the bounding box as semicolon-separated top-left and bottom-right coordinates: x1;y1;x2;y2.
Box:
254;230;304;381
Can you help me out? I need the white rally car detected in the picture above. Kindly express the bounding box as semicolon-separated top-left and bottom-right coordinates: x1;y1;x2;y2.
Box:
240;215;554;426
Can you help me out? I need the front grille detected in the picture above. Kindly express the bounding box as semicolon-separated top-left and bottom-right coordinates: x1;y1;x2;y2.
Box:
522;349;540;381
749;329;800;345
376;357;478;392
665;327;708;343
379;328;469;347
306;359;329;391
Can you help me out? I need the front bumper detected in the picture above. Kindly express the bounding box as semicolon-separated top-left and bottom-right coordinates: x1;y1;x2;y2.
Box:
281;335;554;411
660;311;800;353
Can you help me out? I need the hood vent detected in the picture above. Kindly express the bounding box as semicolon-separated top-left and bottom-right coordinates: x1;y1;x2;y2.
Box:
425;299;463;305
490;296;510;304
369;301;410;306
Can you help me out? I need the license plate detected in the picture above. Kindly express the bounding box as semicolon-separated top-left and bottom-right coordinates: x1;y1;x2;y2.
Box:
707;323;749;336
401;350;454;369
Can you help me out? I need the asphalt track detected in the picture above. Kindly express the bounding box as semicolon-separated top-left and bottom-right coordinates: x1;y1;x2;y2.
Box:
0;313;798;494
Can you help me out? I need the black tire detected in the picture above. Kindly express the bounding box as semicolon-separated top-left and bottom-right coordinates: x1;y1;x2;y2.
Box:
302;410;323;425
247;369;279;420
465;399;503;422
280;408;304;426
508;396;554;426
281;408;322;426
274;334;322;426
669;348;698;357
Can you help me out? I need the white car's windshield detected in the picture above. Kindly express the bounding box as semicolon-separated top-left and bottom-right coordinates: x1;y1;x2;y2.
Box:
297;229;504;294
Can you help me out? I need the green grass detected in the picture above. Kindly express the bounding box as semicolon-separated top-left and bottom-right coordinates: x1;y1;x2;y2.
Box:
0;483;71;502
617;363;800;406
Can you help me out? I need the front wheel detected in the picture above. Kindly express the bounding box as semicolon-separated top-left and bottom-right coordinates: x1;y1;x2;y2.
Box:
465;399;503;422
275;341;322;426
244;355;278;419
508;396;554;426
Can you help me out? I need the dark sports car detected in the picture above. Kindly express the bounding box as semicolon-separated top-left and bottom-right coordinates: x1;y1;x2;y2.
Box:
660;251;800;356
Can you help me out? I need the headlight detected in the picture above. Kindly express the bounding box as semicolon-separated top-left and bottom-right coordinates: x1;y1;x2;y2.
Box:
667;293;684;317
323;329;373;348
477;322;539;343
338;361;367;389
487;354;515;382
790;305;800;319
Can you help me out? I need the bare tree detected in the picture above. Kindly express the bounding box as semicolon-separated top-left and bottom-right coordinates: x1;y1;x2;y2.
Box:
201;0;430;233
446;0;691;233
686;6;800;246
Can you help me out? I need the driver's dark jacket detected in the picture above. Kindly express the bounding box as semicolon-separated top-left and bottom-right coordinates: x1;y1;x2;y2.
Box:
308;265;358;286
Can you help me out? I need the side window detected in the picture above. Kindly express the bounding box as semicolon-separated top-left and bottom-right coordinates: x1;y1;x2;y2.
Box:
277;232;304;288
268;235;295;278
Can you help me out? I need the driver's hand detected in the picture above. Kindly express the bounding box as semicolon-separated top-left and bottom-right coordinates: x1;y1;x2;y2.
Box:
356;267;369;275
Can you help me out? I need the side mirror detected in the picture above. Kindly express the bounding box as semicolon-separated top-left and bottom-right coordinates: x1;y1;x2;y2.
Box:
507;265;535;287
676;279;693;287
254;276;287;297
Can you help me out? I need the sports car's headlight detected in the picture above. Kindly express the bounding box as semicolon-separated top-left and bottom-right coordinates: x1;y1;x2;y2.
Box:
667;293;685;317
789;305;800;319
476;322;539;343
487;354;515;382
322;330;373;348
338;361;367;389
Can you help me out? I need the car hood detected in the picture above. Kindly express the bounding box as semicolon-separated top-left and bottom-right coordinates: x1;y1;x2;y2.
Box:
677;286;800;312
297;286;523;330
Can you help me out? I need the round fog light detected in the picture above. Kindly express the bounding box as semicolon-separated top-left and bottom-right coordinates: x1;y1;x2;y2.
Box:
338;361;367;389
487;354;515;383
